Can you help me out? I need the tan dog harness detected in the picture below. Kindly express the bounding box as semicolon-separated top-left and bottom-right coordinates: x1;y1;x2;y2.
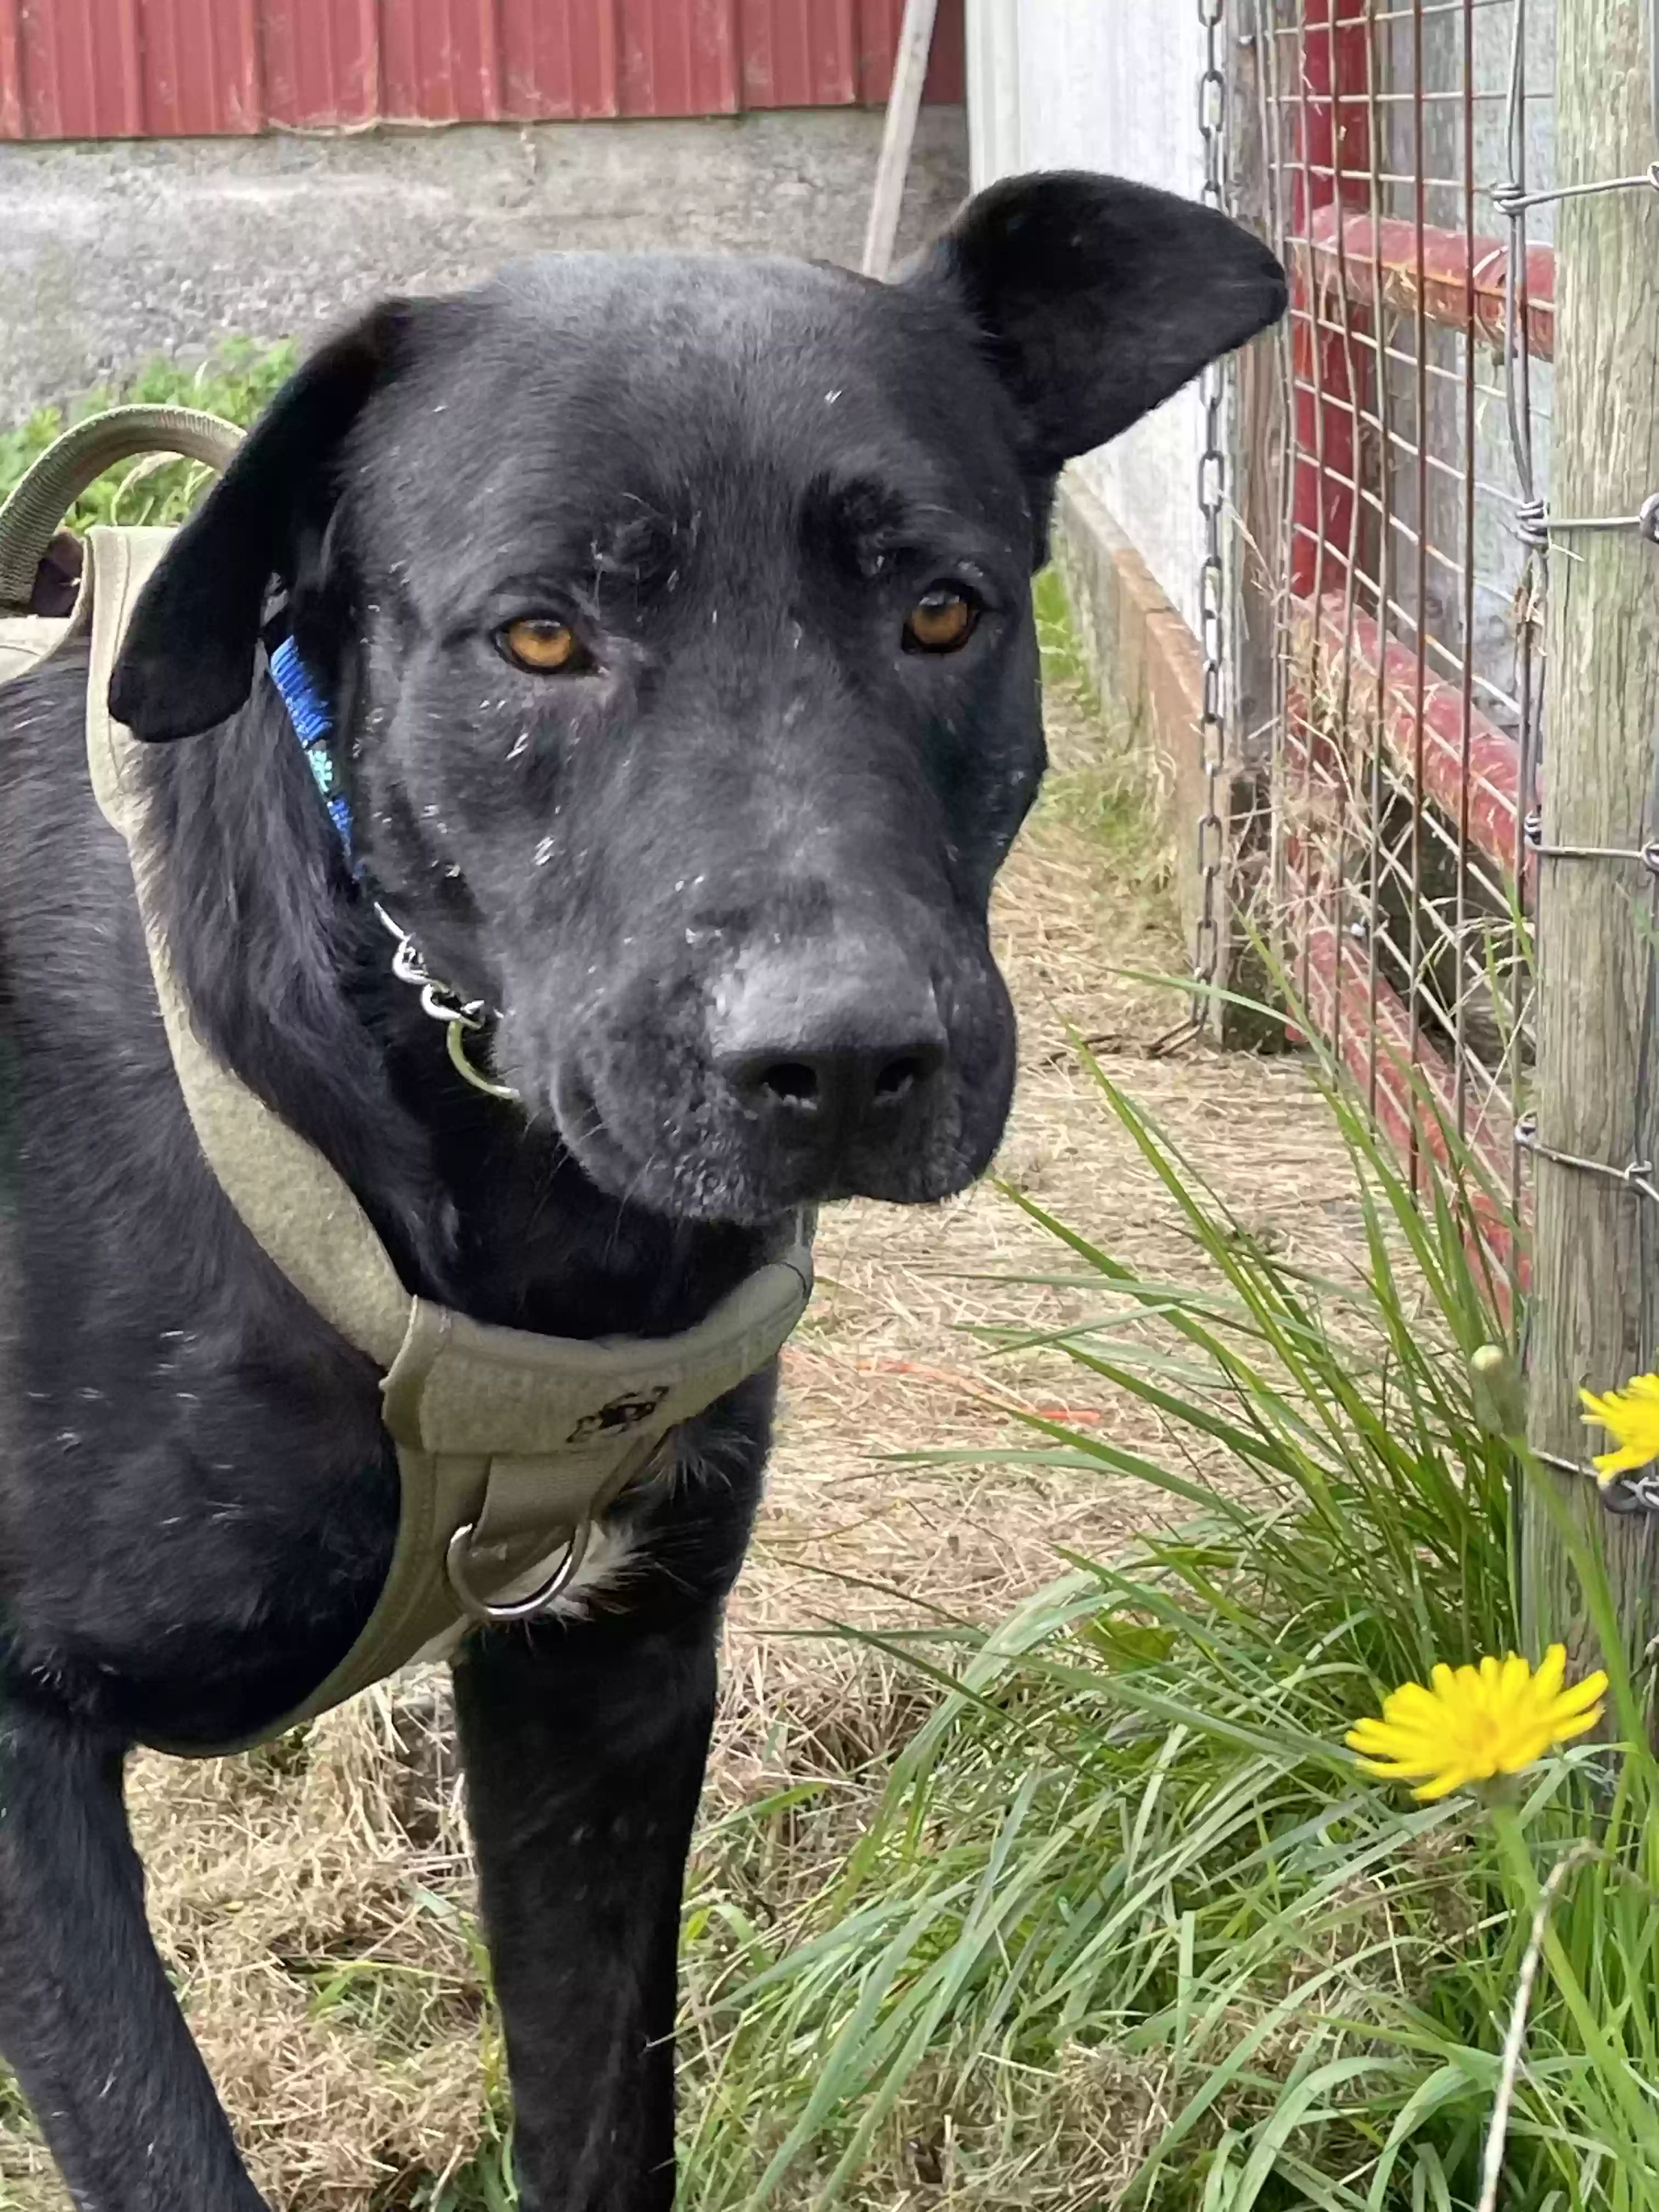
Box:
0;409;813;1754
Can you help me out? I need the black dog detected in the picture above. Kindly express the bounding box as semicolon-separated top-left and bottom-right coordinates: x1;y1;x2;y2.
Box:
0;173;1283;2210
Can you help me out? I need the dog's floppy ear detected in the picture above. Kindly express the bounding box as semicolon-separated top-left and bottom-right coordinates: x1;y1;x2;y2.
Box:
109;301;416;742
906;170;1286;476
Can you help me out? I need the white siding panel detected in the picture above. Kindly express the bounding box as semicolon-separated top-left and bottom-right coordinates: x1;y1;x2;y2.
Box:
964;0;1205;630
965;0;1020;188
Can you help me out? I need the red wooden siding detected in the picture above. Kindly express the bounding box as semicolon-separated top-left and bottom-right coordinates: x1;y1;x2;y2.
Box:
0;0;962;137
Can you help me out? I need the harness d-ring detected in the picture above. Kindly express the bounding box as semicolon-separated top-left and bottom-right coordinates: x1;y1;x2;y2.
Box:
444;1517;592;1624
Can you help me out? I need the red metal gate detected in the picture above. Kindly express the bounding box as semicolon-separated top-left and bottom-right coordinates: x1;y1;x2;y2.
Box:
0;0;963;139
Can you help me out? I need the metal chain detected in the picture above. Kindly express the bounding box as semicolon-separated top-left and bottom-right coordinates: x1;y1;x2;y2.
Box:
374;902;522;1104
1193;0;1229;1022
376;901;492;1035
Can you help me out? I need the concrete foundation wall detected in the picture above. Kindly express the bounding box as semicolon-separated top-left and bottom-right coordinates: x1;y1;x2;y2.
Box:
0;104;967;413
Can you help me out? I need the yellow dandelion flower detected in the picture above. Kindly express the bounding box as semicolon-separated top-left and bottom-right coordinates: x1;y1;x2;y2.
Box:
1579;1370;1659;1484
1345;1645;1607;1802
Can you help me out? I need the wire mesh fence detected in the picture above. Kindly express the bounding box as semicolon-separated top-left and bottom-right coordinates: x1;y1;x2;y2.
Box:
1245;0;1555;1271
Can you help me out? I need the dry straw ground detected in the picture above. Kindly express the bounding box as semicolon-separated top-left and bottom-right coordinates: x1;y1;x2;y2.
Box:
0;640;1362;2210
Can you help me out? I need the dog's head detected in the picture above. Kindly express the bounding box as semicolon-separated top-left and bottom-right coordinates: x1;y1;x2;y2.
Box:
112;172;1284;1226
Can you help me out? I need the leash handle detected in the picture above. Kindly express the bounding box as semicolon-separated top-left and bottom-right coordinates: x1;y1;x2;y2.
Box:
0;403;241;613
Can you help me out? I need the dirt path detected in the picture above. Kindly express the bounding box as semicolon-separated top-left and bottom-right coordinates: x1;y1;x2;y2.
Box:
0;667;1364;2212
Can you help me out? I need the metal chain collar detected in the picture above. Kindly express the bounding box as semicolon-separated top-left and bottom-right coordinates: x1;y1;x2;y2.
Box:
266;629;522;1107
374;903;521;1104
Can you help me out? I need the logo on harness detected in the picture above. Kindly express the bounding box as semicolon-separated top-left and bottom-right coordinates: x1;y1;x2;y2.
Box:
566;1385;671;1445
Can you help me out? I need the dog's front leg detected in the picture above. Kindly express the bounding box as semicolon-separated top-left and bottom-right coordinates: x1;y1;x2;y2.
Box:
454;1599;721;2212
0;1696;268;2210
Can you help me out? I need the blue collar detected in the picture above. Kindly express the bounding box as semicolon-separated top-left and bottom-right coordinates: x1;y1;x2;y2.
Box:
267;636;520;1104
269;634;355;864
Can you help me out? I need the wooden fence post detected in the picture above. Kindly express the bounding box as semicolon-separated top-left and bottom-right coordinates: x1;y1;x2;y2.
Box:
861;0;939;278
1522;0;1659;1690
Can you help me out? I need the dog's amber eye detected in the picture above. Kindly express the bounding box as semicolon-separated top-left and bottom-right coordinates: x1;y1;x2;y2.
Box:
903;587;978;654
499;617;585;673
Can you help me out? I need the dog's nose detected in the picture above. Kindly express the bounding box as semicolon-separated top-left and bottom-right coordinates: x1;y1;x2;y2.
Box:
714;950;946;1157
723;1037;946;1121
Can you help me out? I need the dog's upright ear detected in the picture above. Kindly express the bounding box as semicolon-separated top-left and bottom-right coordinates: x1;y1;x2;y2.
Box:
109;301;418;742
905;170;1286;479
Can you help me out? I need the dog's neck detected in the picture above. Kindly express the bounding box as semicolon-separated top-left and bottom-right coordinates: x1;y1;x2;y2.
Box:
141;676;763;1341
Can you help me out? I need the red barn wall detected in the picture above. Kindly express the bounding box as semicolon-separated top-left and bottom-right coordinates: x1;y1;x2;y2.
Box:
0;0;964;139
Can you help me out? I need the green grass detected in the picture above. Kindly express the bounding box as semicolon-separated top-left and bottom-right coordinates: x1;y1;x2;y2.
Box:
0;336;295;529
1032;563;1173;913
1034;565;1102;706
671;1054;1659;2210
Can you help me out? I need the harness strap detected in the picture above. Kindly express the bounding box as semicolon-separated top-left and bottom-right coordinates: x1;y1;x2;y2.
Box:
86;525;417;1369
0;416;811;1756
0;403;242;613
0;615;67;690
